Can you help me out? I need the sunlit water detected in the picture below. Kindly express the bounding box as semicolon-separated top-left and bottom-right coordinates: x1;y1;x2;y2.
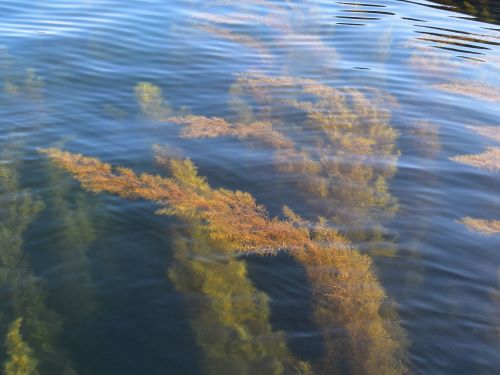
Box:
1;1;499;374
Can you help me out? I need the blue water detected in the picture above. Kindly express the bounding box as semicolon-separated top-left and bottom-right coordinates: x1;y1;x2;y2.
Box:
1;1;499;374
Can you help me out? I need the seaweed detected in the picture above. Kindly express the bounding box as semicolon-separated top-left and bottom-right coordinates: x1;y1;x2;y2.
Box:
41;147;408;374
3;318;39;375
168;222;311;374
433;80;500;103
459;217;500;235
150;74;400;241
466;125;500;143
0;144;77;375
450;147;500;172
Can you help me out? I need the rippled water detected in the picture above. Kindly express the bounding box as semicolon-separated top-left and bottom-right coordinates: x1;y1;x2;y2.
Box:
1;1;499;374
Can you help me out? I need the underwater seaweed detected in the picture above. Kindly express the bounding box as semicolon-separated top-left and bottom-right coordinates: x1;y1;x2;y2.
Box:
41;147;408;375
408;121;442;158
450;147;500;172
466;125;500;142
167;115;294;149
168;222;312;375
433;80;500;103
135;82;172;120
174;74;399;239
459;217;500;235
3;318;39;375
198;25;272;63
41;157;98;320
0;143;77;375
191;1;338;72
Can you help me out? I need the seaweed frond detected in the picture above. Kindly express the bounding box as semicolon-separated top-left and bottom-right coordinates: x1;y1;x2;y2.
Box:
135;82;171;120
466;125;500;142
3;318;39;375
433;80;500;103
450;147;500;172
41;148;408;374
460;217;500;235
167;115;294;149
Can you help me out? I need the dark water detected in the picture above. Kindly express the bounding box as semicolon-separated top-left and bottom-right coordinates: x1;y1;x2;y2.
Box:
1;1;499;374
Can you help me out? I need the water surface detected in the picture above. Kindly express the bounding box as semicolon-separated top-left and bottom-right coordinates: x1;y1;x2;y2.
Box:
1;1;499;374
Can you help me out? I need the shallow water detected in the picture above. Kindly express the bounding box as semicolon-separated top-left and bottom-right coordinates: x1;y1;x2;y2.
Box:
0;1;499;374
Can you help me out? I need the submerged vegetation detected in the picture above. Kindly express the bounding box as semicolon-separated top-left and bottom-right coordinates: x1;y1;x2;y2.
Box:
40;147;408;374
450;147;500;172
0;143;77;375
168;222;311;375
433;80;500;103
135;74;400;242
135;82;172;121
459;217;500;236
3;318;39;375
466;125;500;143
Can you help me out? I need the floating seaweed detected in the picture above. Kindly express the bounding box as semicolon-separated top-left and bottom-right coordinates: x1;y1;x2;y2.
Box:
41;147;408;374
459;217;500;235
450;147;500;172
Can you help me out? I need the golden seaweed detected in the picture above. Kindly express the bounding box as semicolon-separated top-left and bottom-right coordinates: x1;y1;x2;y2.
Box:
41;148;408;374
168;222;311;374
459;217;500;235
135;82;172;120
450;147;500;172
466;125;500;142
433;80;500;103
3;319;39;375
163;74;400;240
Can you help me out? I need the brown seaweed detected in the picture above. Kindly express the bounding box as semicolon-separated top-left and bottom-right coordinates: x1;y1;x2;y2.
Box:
459;217;500;235
450;147;500;172
41;147;408;374
1;143;77;375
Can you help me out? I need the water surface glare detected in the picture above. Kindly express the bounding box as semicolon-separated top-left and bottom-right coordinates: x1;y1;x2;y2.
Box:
0;0;499;374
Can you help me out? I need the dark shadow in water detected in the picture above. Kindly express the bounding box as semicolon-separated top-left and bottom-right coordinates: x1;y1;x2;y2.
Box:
245;252;324;362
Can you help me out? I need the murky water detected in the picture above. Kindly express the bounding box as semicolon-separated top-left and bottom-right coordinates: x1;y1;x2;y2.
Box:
1;1;499;374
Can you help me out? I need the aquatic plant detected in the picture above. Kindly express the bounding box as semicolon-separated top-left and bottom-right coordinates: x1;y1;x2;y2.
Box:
408;121;442;158
450;147;500;172
167;115;294;149
161;73;400;241
0;143;78;375
433;80;500;103
459;217;500;235
3;318;39;375
191;1;338;72
466;125;500;142
168;222;311;375
199;24;271;61
407;43;459;76
135;82;171;120
41;158;98;320
41;147;408;374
